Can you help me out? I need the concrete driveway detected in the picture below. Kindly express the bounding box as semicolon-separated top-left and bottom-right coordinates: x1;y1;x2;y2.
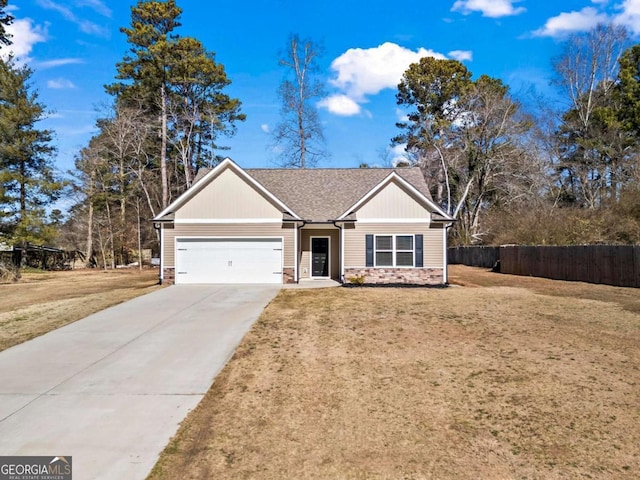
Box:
0;284;279;480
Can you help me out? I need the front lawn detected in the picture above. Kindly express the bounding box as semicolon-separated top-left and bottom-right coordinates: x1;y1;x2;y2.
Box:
149;266;640;479
0;268;161;352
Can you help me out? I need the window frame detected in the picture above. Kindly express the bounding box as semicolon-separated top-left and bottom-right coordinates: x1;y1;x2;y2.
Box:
373;234;415;268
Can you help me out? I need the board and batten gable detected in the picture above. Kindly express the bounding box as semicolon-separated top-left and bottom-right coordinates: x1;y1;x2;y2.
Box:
175;167;283;220
343;178;446;283
354;179;431;221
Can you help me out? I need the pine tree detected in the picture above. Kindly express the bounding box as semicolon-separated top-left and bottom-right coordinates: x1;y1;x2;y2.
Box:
106;0;244;207
0;56;62;245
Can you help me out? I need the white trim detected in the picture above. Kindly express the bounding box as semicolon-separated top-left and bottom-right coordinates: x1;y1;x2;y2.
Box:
160;226;164;281
154;158;301;221
442;224;448;283
356;218;430;224
373;234;415;268
310;236;331;278
336;172;453;221
340;225;345;280
294;222;298;282
174;218;282;224
174;236;285;284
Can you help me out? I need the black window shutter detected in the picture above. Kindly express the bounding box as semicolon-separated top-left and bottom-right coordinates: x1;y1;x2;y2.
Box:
366;234;374;267
415;234;423;267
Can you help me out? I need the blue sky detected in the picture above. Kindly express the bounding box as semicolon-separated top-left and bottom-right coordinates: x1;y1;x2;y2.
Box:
3;0;640;176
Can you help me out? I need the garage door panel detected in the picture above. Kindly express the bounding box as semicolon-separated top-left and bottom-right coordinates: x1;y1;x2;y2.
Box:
176;238;282;284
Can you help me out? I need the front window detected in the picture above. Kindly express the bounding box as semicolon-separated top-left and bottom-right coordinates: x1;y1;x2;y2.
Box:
375;235;414;267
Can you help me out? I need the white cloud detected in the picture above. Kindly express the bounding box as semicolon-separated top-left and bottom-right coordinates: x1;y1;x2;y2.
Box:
0;18;48;62
396;108;409;122
260;124;270;133
318;94;362;116
448;50;473;61
533;7;609;37
451;0;525;18
328;42;446;101
320;42;446;117
390;144;411;166
614;0;640;34
36;0;109;37
35;58;84;69
76;0;112;17
47;78;76;89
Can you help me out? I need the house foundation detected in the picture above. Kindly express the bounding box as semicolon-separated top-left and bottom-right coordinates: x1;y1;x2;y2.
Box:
162;267;175;285
344;267;444;285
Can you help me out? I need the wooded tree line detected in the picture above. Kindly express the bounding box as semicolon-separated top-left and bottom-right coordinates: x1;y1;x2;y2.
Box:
62;0;245;267
2;0;640;267
395;24;640;245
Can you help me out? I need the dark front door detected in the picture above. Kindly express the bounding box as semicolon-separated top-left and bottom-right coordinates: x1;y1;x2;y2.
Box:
311;237;329;277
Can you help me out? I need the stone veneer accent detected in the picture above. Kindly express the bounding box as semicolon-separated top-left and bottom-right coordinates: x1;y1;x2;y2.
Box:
162;267;175;285
283;267;295;284
344;267;444;285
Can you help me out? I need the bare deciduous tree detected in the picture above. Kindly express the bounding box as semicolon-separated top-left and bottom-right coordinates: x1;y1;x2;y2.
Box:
552;23;631;208
552;23;628;130
272;34;327;168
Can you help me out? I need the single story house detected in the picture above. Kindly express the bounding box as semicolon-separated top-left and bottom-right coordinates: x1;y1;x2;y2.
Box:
153;158;454;285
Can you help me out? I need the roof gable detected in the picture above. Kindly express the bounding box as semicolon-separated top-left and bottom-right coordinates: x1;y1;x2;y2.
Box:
337;171;453;221
154;158;300;221
353;177;432;220
175;167;283;220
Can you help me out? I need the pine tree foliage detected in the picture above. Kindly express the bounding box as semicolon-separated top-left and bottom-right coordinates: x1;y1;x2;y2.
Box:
0;56;62;245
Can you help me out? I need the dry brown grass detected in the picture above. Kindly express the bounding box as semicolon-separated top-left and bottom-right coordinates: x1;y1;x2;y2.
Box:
0;268;161;352
149;266;640;480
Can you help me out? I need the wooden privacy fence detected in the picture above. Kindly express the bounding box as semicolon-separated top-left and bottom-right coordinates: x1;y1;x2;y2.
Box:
448;246;499;269
449;245;640;288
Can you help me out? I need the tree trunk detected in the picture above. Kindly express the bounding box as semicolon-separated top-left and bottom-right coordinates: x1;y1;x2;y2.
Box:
136;198;143;271
19;160;26;221
96;221;107;271
105;200;116;269
85;195;94;267
160;83;169;209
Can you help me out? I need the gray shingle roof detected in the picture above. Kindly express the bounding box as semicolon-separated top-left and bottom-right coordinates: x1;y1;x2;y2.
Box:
193;166;434;221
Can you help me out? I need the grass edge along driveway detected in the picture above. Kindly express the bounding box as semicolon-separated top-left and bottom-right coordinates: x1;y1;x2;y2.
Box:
148;266;640;480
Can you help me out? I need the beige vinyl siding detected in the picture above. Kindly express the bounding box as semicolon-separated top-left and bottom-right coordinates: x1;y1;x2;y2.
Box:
175;168;282;220
163;223;295;267
299;228;340;279
356;180;431;220
344;222;444;268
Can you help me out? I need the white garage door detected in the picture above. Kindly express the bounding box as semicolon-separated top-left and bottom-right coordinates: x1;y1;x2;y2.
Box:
175;238;283;284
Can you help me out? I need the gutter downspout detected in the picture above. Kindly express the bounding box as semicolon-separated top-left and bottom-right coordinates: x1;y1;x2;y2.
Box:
153;222;163;285
332;220;344;283
296;220;307;283
444;221;454;284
